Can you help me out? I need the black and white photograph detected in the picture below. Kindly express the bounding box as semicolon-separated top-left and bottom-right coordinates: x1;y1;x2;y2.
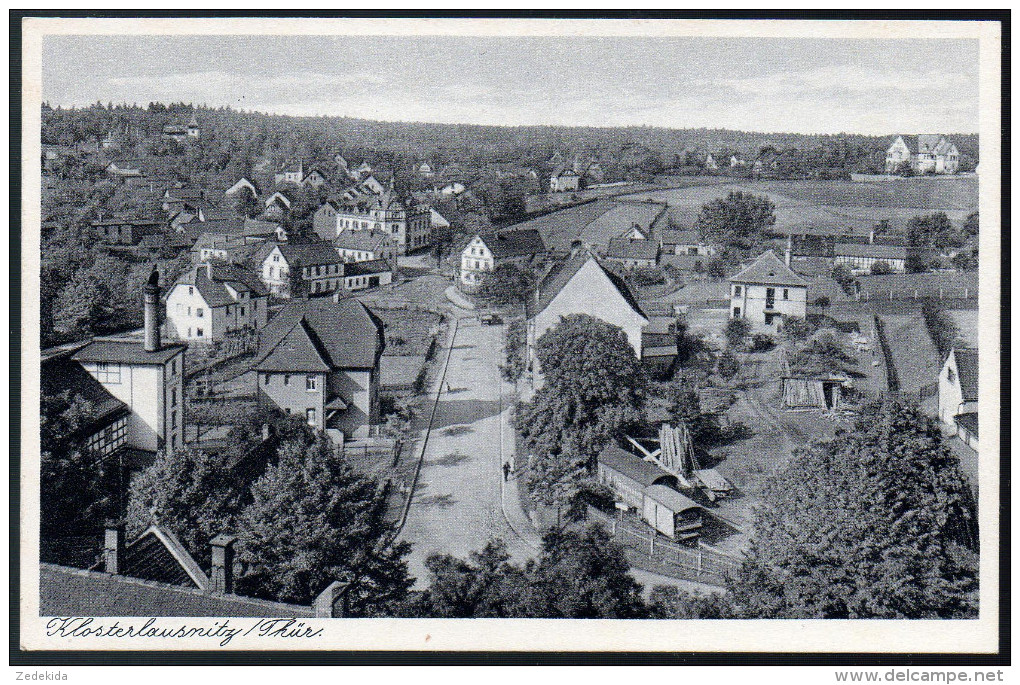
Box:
15;15;1004;662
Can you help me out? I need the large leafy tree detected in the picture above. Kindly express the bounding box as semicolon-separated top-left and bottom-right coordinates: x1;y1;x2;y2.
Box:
40;392;117;538
697;191;776;249
520;314;645;503
406;526;646;618
730;400;978;619
234;437;413;614
478;262;535;308
125;444;240;567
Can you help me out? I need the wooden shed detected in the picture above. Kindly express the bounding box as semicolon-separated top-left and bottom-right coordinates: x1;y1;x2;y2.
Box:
642;484;704;543
597;445;679;511
782;376;846;410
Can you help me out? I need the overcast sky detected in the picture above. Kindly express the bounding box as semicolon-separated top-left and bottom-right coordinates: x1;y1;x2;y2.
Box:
42;35;979;135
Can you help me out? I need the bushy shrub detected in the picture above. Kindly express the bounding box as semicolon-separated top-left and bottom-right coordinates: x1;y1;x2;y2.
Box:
750;333;775;352
725;318;751;346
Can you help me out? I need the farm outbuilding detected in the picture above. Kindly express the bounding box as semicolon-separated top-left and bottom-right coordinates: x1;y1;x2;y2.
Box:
597;445;679;511
642;484;704;543
782;376;846;410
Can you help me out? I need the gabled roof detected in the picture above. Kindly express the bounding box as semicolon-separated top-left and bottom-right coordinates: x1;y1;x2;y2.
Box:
256;297;383;371
531;253;647;321
605;237;659;261
476;229;547;259
598;445;674;488
178;262;269;307
256;317;333;373
729;250;811;287
121;525;211;590
954;412;978;437
275;242;343;267
953;348;978;402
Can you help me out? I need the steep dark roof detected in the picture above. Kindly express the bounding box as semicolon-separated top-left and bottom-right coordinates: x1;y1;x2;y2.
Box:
73;340;186;366
40;564;313;618
276;243;343;267
41;355;129;434
954;348;979;402
643;484;702;513
598;445;675;488
531;253;647;321
659;229;705;245
729;250;811;287
256;297;383;371
119;525;210;590
180;263;269;307
478;229;547;259
954;412;978;438
256;318;333;373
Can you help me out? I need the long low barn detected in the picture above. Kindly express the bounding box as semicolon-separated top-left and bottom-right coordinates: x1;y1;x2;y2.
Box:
597;445;705;543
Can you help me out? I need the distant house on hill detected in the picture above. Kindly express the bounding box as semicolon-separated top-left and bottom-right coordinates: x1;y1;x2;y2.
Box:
728;250;810;328
704;153;718;171
459;229;547;292
885;135;960;174
528;253;649;362
660;229;718;257
549;165;581;193
303;167;330;189
417;162;435;179
224;177;260;198
90;218;164;246
186;114;200;139
254;295;384;439
274;162;304;186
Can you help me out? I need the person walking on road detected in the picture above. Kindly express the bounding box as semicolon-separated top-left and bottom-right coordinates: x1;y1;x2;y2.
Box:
502;462;511;482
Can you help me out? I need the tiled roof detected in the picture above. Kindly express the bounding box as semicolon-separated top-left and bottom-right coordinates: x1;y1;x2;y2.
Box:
729;250;811;287
478;229;547;259
833;243;909;260
659;229;704;245
334;230;392;252
277;243;344;267
41;355;129;434
40;564;313;618
954;348;978;402
256;318;333;373
605;237;659;261
598;445;674;488
73;340;186;366
180;263;268;307
344;259;392;277
256;297;383;371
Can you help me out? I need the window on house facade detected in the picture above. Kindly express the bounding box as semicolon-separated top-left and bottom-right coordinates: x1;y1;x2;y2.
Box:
240;307;246;316
188;286;194;296
171;388;177;407
171;411;177;429
273;255;280;262
196;328;204;337
263;373;271;385
947;368;956;384
306;375;318;391
284;374;290;386
733;285;741;297
783;289;789;300
95;362;121;383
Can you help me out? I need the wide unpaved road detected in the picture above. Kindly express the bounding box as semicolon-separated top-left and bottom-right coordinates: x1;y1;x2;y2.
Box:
398;317;536;588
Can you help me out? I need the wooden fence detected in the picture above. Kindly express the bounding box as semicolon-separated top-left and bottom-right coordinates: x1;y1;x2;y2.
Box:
586;506;741;588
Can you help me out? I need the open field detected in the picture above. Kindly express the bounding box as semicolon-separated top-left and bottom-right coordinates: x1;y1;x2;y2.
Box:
617;176;979;236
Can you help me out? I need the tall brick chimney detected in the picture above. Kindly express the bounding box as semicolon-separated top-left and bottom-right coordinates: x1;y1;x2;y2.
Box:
210;534;236;594
103;521;125;575
143;266;161;352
